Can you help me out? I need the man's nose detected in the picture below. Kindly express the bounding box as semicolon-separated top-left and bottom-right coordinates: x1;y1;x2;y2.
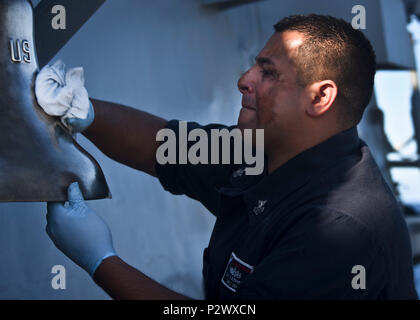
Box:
237;71;255;95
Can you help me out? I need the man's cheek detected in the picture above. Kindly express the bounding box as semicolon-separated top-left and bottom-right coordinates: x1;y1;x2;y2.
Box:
257;95;275;125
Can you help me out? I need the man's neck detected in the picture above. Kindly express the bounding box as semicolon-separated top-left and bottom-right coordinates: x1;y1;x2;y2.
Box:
266;126;347;175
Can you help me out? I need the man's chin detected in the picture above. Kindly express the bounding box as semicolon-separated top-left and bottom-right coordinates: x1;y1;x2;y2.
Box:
237;120;257;132
237;108;257;131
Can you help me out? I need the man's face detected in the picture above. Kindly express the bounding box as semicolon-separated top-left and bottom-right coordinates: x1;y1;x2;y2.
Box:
237;31;308;141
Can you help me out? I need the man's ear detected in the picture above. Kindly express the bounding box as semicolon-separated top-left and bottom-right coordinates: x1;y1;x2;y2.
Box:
306;80;338;117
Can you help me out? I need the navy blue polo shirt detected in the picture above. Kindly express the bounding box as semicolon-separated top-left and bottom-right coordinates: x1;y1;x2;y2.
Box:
155;120;418;299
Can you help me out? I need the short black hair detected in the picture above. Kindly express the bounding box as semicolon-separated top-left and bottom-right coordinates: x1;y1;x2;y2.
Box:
274;14;376;126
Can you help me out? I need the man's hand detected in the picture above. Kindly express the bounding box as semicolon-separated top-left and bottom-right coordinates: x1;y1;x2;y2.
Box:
35;60;95;134
46;182;117;277
46;183;190;299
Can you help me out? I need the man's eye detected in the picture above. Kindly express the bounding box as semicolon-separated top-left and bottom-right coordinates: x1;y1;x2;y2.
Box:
260;69;276;79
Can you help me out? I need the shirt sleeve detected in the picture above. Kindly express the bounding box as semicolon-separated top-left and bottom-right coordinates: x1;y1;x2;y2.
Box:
235;210;386;299
155;120;240;217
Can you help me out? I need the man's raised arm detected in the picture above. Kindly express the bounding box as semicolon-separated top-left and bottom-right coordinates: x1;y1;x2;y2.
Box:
84;98;167;177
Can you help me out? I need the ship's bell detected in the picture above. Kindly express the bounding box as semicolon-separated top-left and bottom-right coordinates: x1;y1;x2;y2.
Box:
0;0;110;201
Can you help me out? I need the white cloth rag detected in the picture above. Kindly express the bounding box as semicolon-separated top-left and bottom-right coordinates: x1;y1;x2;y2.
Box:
35;60;90;128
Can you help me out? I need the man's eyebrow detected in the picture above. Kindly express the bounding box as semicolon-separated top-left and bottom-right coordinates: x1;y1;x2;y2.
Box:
255;56;275;66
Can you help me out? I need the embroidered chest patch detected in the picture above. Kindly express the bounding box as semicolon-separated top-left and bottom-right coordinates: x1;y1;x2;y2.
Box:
221;252;254;292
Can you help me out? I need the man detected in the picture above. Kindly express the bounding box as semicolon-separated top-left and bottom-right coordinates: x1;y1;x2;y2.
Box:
36;14;418;299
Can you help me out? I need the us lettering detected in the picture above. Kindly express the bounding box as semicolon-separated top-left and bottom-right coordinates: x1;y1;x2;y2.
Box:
9;39;31;64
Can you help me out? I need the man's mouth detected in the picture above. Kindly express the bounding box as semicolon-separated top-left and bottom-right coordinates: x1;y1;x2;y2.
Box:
242;105;256;111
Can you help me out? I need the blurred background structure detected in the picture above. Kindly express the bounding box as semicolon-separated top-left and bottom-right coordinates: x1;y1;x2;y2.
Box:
1;0;420;299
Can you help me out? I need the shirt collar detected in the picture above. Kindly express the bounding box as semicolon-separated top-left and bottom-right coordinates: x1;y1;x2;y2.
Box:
222;127;361;222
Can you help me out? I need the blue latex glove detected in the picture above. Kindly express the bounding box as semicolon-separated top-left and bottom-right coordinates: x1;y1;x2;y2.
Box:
64;101;95;134
46;182;117;276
